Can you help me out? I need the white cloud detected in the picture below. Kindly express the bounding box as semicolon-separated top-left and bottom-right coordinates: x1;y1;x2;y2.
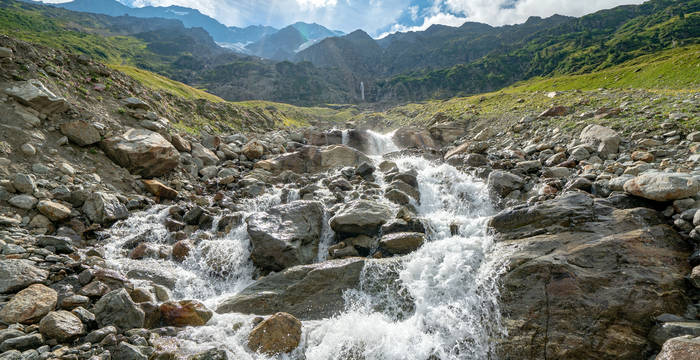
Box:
378;12;467;38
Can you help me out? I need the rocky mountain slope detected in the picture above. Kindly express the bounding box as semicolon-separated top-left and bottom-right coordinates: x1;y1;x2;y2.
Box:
0;24;699;360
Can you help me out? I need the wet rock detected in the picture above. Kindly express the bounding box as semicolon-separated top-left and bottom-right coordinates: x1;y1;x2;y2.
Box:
38;310;85;342
112;342;148;360
379;232;425;254
82;192;128;224
256;145;371;175
36;200;71;222
247;200;324;271
0;259;49;293
0;284;57;324
247;312;302;355
4;80;69;115
487;171;524;197
392;128;435;149
159;300;213;327
93;289;145;330
101;129;180;177
580;124;621;156
142;180;178;200
0;333;42;352
384;189;411;206
623;172;700;202
493;193;691;359
59;121;101;146
656;335;700;360
217;258;367;320
650;322;700;346
171;240;192;262
188;348;228;360
329;200;393;236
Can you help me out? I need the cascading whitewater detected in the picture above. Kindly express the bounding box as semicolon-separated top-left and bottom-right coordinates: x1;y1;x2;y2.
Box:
101;130;508;359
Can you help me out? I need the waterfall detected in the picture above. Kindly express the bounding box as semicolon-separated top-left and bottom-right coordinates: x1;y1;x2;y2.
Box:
101;130;507;359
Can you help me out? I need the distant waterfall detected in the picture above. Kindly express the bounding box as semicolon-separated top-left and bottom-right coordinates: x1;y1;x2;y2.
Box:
361;81;365;101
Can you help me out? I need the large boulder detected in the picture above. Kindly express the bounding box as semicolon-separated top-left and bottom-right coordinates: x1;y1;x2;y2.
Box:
38;311;85;342
247;200;324;271
392;128;436;149
623;172;700;202
487;171;524;197
247;312;302;355
217;258;366;320
579;124;621;156
101;128;180;177
0;259;49;294
82;192;128;224
159;300;213;327
4;80;69;115
255;145;371;175
59;121;101;146
329;200;393;236
0;284;57;324
190;142;219;167
656;336;700;360
379;232;425;254
491;193;691;359
36;200;71;222
93;289;145;330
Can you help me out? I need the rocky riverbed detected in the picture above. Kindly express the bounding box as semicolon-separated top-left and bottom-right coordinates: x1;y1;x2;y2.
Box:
1;35;700;360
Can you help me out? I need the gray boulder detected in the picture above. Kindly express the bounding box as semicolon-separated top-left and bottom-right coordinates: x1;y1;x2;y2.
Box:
487;171;524;197
329;200;393;235
579;124;621;156
255;145;371;175
101;128;179;177
60;121;101;146
649;322;700;346
82;192;128;224
247;201;324;271
38;311;85;342
4;80;69;115
0;259;48;293
93;289;145;330
624;172;700;202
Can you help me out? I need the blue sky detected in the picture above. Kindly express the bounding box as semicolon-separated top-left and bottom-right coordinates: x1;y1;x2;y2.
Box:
41;0;647;37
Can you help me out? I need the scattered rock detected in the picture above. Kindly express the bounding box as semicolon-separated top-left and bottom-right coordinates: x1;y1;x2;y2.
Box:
82;192;128;224
38;311;85;342
623;172;700;202
0;284;57;324
0;259;48;293
247;312;302;355
379;232;425;254
36;200;71;222
60;120;101;146
101;128;180;177
329;200;393;236
159;300;213;327
4;79;69;115
142;179;178;199
93;289;145;330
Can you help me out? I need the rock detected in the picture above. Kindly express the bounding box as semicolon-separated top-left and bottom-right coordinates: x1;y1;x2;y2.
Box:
247;312;302;355
0;47;12;58
170;133;191;153
82;192;128;224
37;235;74;253
384;189;411;206
542;166;571;178
255;145;371;175
247;201;324;271
650;322;700;346
101;129;180;177
11;174;35;194
191;143;219;167
20;143;35;156
392;128;435;149
4;80;69;115
93;289;145;330
217;258;369;320
38;311;85;342
623;172;700;202
171;240;192;262
122;97;149;110
487;171;524;197
0;259;48;293
688;132;700;142
0;333;42;352
329;200;393;236
580;124;621;156
188;349;228;360
492;193;691;359
112;342;148;360
538;106;568;117
631;151;654;162
8;195;37;210
379;232;425;254
36;200;71;222
690;266;700;288
59;121;101;146
656;335;700;360
159;300;213;327
241;140;264;160
0;284;57;324
142;180;178;200
428;122;465;144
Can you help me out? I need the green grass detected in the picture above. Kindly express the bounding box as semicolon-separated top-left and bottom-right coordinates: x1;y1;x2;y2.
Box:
111;64;224;102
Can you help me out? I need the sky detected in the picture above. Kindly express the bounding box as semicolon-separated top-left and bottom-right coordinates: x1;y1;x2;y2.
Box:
39;0;648;37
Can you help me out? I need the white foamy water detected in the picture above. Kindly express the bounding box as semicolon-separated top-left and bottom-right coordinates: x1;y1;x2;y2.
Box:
101;130;507;359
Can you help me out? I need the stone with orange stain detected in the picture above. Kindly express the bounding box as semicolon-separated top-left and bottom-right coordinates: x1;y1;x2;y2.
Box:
159;300;212;327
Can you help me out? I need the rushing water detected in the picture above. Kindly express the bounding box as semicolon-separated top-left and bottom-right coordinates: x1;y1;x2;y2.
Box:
102;130;507;359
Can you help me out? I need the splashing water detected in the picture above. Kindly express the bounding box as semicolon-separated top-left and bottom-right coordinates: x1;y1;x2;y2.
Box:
101;131;508;359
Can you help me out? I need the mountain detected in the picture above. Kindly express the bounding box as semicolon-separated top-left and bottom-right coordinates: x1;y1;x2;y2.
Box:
246;22;345;61
46;0;274;45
